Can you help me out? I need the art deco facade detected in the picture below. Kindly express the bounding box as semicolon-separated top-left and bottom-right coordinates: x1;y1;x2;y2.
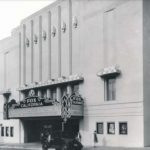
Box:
0;0;150;147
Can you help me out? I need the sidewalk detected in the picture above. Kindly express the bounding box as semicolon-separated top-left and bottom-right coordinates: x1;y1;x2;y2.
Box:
0;143;42;150
83;146;150;150
0;143;150;150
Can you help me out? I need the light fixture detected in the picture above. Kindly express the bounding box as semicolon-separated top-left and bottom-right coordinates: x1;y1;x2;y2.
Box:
62;22;66;33
34;34;38;44
52;26;56;37
24;83;28;87
39;82;42;85
42;30;47;40
62;76;66;79
48;80;52;83
34;81;38;85
73;16;78;28
26;38;29;47
51;78;55;81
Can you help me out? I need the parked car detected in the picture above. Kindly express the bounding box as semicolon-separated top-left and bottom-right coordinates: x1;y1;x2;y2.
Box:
47;131;83;150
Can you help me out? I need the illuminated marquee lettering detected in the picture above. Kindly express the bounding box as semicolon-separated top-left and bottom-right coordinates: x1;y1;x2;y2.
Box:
11;90;56;109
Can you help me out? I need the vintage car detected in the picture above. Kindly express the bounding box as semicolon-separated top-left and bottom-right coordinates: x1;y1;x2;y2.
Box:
42;130;83;150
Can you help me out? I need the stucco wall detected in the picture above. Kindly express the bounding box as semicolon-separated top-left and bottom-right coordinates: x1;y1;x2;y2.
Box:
0;29;21;143
0;0;144;147
72;0;143;104
72;0;143;147
80;115;143;147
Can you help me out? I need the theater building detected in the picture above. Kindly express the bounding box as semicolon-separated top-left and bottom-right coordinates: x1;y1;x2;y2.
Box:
0;0;150;147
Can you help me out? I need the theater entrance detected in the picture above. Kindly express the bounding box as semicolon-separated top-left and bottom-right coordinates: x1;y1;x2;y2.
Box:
22;118;79;143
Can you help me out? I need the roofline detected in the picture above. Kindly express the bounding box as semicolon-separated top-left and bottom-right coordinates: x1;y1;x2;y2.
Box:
20;0;62;24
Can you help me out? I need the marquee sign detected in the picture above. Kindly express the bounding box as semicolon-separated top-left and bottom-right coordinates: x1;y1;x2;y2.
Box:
19;96;43;108
70;92;84;105
61;94;71;122
61;92;84;122
8;89;84;112
8;90;56;109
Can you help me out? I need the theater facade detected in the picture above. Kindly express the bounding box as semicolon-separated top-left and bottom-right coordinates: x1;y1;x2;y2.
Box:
0;0;150;147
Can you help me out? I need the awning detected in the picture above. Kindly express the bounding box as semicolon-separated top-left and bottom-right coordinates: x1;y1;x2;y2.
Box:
97;66;121;78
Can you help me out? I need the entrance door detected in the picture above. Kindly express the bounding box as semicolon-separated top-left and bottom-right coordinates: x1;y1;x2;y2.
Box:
24;120;42;143
23;118;80;143
63;119;79;138
23;119;62;143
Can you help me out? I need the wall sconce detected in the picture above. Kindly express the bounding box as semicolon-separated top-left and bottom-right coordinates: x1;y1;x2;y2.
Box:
25;38;29;47
34;34;38;44
34;81;38;85
24;83;28;87
61;76;66;79
73;16;78;28
42;30;47;40
62;22;66;33
52;26;56;37
51;78;55;81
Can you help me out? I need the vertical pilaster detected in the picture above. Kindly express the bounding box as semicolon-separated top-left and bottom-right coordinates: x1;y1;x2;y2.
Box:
31;20;34;83
68;0;73;94
4;53;6;89
48;11;52;79
67;85;72;95
20;92;25;100
19;32;21;87
39;16;42;82
58;6;61;77
19;32;22;101
69;0;72;75
57;6;62;102
56;87;61;101
23;24;26;84
47;89;52;98
38;90;42;98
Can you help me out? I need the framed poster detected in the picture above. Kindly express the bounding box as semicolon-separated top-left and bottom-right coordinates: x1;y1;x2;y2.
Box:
10;127;14;137
96;122;103;134
107;122;115;134
119;122;128;135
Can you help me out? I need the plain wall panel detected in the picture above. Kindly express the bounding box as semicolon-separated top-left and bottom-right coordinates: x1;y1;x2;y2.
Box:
51;7;59;79
25;22;32;84
33;17;40;83
61;1;69;77
42;12;49;82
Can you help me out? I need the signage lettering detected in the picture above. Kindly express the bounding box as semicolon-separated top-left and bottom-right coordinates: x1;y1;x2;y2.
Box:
9;90;84;110
15;97;55;109
70;92;84;105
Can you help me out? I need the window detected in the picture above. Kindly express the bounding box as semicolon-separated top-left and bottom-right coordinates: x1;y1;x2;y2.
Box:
1;127;4;136
119;122;128;135
107;122;115;134
105;78;116;101
96;122;103;134
10;127;14;137
6;127;9;137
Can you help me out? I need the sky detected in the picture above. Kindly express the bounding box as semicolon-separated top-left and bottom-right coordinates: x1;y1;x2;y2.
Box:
0;1;55;40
